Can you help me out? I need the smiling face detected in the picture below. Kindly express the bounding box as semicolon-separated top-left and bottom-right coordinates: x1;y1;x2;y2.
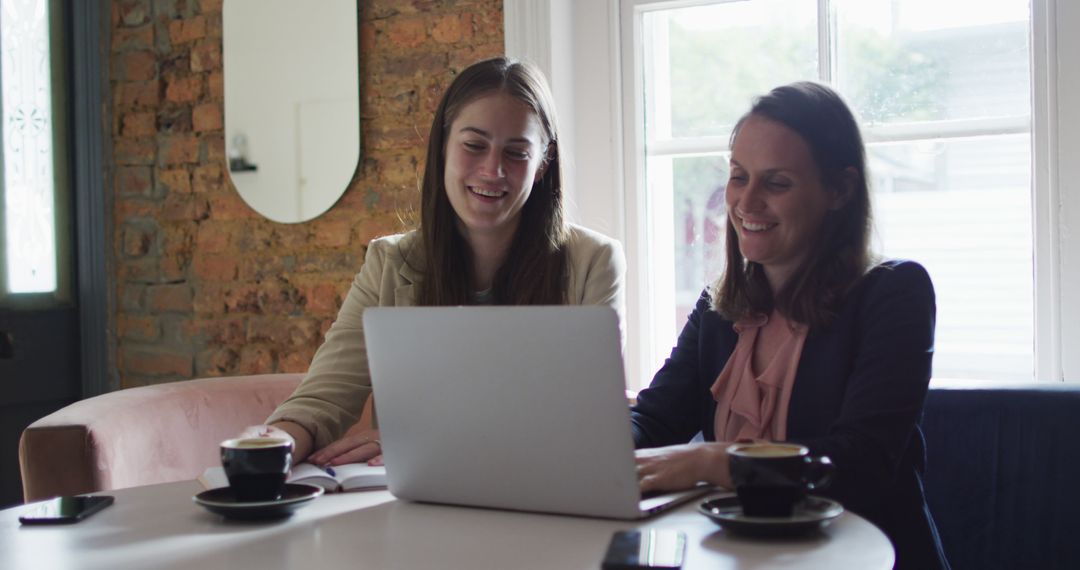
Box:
725;114;845;290
443;92;549;244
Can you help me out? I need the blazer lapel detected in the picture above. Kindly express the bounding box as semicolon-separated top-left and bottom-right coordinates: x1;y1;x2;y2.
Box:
394;237;424;306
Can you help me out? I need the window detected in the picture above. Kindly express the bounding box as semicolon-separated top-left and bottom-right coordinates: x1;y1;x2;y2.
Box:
0;0;70;305
629;0;1035;384
504;0;1077;388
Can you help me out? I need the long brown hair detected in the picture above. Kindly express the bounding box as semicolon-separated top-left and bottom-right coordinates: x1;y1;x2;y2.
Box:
712;82;874;330
414;57;568;306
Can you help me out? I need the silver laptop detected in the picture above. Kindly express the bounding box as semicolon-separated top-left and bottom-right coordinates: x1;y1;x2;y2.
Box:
363;305;711;519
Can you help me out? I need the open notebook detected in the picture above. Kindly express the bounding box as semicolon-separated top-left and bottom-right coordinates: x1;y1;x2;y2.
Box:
199;463;386;493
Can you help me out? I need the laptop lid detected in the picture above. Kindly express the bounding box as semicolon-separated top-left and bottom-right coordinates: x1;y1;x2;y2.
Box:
363;306;696;519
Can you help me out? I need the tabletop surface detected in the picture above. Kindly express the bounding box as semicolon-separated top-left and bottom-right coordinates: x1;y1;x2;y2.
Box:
2;481;894;569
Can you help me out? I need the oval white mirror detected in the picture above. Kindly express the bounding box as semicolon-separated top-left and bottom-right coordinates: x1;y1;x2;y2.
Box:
222;0;359;224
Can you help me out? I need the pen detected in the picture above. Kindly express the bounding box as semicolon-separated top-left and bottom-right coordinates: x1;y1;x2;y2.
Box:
322;465;336;477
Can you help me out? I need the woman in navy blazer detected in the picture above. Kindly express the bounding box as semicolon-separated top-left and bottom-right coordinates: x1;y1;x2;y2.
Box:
631;82;949;570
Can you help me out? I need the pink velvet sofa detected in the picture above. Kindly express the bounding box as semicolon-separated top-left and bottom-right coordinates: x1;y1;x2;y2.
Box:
17;374;324;502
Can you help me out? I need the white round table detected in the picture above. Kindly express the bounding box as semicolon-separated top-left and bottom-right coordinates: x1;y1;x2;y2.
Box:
1;480;894;569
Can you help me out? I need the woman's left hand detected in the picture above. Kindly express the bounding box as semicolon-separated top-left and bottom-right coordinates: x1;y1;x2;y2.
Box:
635;443;732;494
307;428;383;467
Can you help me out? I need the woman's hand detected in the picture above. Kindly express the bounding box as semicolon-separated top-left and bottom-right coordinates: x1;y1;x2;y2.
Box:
307;428;383;467
635;442;732;494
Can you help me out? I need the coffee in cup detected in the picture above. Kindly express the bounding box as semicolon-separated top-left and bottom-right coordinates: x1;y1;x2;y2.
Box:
726;442;833;517
220;437;293;502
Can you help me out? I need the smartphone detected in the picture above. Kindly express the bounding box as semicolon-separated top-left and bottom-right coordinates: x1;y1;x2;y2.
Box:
601;529;686;569
18;495;115;525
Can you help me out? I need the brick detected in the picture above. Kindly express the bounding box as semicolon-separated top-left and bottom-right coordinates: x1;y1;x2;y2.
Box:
114;50;157;81
207;192;258;220
161;192;210;221
365;124;425;150
279;348;315;374
118;315;161;342
195;221;231;253
205;135;226;163
115;80;161;109
165;74;202;103
248;317;319;347
199;0;221;14
121;111;156;137
161;254;189;282
312;219;352;248
207;71;224;99
120;258;161;283
191;163;223;193
122;224;156;257
120;285;146;311
197;347;240;376
360;22;376;53
116;166;153;196
376;52;448;82
192;103;222;132
373;151;420;186
157;315;193;345
159;133;200;165
157;107;192;133
260;282;304;315
169;16;206;44
386;17;427;49
206;12;223;39
122;347;193;377
116;1;150;27
160;52;190;77
303;282;342;315
113;24;154;52
193;253;239;280
147;283;194;313
222;284;262;314
184;317;247;345
190;39;223;72
238;253;287;282
114;137;156;165
432;14;471;44
116;197;158;220
237;345;274;374
161;224;194;258
157;168;191;194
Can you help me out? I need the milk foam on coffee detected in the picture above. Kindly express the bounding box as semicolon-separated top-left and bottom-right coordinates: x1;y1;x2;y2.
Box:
729;443;805;457
221;437;291;449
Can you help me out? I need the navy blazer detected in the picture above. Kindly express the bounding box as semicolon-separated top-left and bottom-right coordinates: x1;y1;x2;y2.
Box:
631;260;949;570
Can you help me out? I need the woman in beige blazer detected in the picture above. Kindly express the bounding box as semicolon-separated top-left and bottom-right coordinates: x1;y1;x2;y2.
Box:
256;57;625;466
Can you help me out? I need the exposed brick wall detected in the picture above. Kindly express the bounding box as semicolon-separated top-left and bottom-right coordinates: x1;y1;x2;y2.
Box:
109;0;504;388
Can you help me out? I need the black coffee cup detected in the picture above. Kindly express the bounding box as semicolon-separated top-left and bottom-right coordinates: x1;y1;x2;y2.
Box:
220;437;293;502
727;442;833;517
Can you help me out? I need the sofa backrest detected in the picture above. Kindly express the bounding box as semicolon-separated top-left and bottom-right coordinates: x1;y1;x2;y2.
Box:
19;374;303;501
922;384;1080;570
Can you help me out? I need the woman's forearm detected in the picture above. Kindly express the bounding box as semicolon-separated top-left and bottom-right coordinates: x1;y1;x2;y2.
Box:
271;421;315;465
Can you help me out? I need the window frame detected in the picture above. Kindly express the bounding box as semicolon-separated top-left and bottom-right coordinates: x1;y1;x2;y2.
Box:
504;0;1077;386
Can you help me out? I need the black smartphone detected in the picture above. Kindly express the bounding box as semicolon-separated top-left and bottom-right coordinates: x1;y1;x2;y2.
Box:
601;529;686;569
18;495;115;525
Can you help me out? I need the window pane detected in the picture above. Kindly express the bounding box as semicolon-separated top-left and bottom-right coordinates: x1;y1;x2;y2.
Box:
648;0;818;140
672;154;728;327
2;0;57;293
872;135;1033;381
836;0;1030;124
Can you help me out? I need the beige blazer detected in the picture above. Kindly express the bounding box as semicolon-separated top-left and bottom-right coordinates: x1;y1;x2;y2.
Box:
266;224;626;449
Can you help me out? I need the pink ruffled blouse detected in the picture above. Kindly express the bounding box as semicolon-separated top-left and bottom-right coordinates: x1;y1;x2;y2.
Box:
709;312;808;442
